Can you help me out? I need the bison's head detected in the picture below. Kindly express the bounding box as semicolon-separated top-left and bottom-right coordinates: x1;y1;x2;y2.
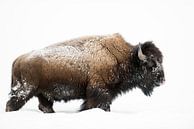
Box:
134;41;165;96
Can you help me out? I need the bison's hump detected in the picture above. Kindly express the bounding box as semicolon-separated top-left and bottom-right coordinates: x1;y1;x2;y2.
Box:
26;33;128;62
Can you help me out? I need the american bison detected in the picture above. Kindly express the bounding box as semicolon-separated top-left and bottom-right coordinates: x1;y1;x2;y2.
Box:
6;33;165;113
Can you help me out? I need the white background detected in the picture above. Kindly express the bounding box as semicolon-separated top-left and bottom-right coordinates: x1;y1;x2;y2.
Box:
0;0;193;129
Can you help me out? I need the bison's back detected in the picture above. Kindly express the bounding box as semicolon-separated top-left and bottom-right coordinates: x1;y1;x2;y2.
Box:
12;33;132;93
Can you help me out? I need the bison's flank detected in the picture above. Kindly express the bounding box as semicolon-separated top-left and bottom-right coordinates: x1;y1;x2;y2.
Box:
6;33;165;113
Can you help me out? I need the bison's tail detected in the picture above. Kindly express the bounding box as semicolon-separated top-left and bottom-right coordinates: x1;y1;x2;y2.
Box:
11;58;21;88
11;61;15;88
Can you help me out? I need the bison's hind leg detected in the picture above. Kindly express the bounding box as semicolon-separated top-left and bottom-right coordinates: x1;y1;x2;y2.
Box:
80;87;112;112
6;81;36;112
37;94;54;113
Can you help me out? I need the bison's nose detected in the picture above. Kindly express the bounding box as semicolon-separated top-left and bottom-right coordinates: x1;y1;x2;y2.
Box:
159;70;165;83
161;77;165;84
159;73;165;84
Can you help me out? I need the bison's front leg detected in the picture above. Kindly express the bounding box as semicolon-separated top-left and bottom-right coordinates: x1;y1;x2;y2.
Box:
80;87;112;112
37;94;54;113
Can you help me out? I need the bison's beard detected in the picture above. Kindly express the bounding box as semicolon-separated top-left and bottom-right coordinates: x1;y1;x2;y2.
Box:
137;67;165;96
141;87;154;96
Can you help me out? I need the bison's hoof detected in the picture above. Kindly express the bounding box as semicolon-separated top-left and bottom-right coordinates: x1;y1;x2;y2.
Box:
38;104;55;113
97;103;110;112
5;106;14;112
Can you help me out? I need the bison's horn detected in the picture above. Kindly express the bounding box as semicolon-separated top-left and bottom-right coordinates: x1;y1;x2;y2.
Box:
138;43;147;62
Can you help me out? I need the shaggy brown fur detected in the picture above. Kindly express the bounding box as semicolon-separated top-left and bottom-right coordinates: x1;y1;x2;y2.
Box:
6;33;165;113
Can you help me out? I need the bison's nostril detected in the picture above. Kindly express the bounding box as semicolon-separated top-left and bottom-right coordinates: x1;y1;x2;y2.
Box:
160;78;165;84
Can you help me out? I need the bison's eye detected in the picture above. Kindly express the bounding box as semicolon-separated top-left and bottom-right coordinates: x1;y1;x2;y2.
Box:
147;60;156;68
146;55;157;68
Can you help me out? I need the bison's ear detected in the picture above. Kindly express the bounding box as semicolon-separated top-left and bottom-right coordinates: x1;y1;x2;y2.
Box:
138;43;147;62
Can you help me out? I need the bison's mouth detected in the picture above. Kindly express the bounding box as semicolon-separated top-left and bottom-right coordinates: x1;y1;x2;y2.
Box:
142;77;165;96
140;77;164;96
154;81;161;87
155;75;165;87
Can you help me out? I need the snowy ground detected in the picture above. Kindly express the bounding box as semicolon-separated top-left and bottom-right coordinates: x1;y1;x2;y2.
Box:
0;0;194;129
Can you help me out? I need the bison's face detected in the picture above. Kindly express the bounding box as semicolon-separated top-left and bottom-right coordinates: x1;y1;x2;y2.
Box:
137;42;165;96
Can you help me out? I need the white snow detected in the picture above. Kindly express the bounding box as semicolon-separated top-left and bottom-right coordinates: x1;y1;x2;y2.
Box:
28;45;83;60
0;0;194;129
11;81;21;92
10;80;34;100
